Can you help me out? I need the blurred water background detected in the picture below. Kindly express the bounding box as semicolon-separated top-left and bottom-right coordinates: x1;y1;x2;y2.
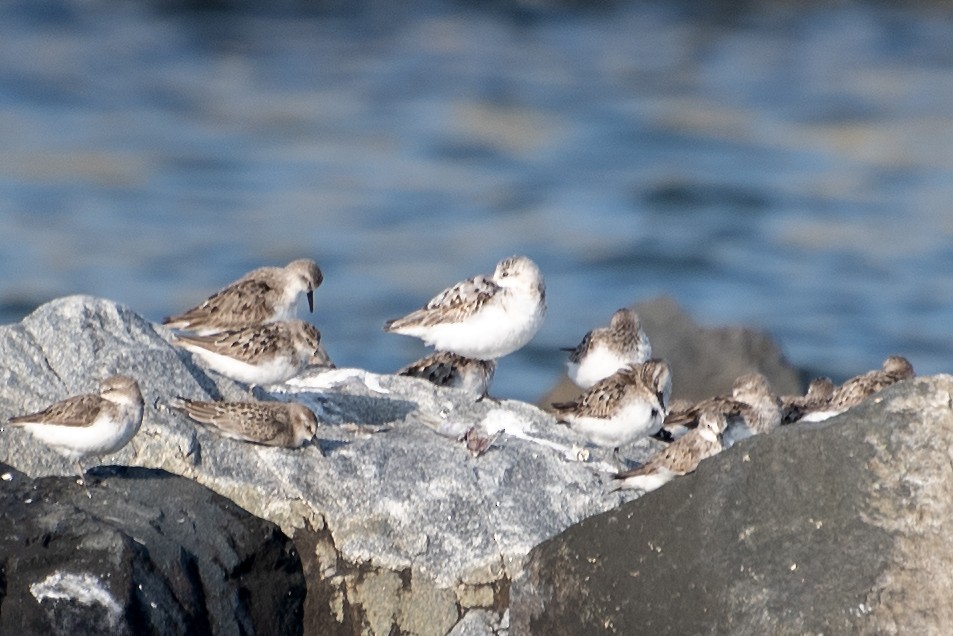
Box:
2;0;953;402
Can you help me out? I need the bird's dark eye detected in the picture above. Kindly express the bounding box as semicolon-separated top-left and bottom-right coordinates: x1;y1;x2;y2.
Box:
651;408;659;418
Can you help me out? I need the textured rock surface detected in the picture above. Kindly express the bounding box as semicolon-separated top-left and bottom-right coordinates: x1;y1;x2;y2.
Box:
0;463;304;636
512;375;953;635
542;296;803;408
0;296;664;635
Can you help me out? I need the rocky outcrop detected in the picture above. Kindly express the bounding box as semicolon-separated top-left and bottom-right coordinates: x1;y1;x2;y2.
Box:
0;296;664;635
0;462;304;635
0;294;833;635
541;296;803;408
511;375;953;635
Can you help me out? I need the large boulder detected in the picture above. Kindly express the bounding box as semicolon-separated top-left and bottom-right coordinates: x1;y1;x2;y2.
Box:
0;296;660;635
541;296;803;408
0;463;305;635
511;375;953;635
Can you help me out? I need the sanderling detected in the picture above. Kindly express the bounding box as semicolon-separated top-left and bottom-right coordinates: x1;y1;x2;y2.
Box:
172;320;320;385
6;375;144;493
563;308;652;389
397;351;496;400
551;359;671;455
171;398;317;448
163;258;323;335
612;409;725;493
383;255;546;360
781;376;835;424
662;372;781;447
799;355;915;423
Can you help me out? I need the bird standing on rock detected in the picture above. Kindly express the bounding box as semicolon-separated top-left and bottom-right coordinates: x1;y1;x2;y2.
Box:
552;359;672;463
170;398;318;449
397;351;497;401
172;320;321;386
6;375;144;494
780;377;835;424
798;356;915;423
563;307;652;390
661;372;781;448
384;255;546;361
612;409;726;493
163;258;323;335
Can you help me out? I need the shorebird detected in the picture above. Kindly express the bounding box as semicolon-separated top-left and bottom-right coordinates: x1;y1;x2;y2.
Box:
661;372;781;448
799;356;915;423
163;258;323;335
384;255;546;361
563;308;652;390
551;359;671;460
398;351;496;401
6;375;144;495
172;320;320;385
780;376;834;424
612;409;726;493
170;398;317;448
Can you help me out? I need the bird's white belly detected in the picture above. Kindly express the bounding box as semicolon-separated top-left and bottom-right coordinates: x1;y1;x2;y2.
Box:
617;468;677;493
421;296;544;360
797;409;841;424
567;345;628;389
568;400;660;448
184;346;295;384
25;407;141;460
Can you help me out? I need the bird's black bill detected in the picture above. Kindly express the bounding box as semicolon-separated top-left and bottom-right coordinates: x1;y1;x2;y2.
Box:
307;290;314;313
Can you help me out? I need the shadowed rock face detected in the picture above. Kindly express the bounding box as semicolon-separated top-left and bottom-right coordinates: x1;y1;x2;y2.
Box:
512;376;953;635
0;464;305;636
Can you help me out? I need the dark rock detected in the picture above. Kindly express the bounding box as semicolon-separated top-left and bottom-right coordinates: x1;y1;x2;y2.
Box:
0;463;305;636
512;375;953;635
541;296;803;408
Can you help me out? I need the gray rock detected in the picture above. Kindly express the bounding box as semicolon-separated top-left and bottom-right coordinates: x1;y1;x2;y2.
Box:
0;296;660;634
0;463;305;636
541;296;803;408
448;609;508;636
511;375;953;635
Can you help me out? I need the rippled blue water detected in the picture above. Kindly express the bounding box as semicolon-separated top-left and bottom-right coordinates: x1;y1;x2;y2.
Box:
2;1;953;402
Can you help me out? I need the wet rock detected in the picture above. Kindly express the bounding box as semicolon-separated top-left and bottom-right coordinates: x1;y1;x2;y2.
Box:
0;463;304;636
0;296;657;634
541;296;803;408
512;375;953;635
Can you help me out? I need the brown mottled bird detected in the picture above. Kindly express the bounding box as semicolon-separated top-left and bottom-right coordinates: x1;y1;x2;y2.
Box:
780;376;835;424
798;356;914;423
164;258;322;335
552;359;671;453
613;409;725;493
172;320;320;385
171;398;317;448
661;372;781;447
6;375;144;492
398;351;496;400
562;308;652;390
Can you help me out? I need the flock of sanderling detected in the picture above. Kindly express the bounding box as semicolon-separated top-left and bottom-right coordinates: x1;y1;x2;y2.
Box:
3;255;916;497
